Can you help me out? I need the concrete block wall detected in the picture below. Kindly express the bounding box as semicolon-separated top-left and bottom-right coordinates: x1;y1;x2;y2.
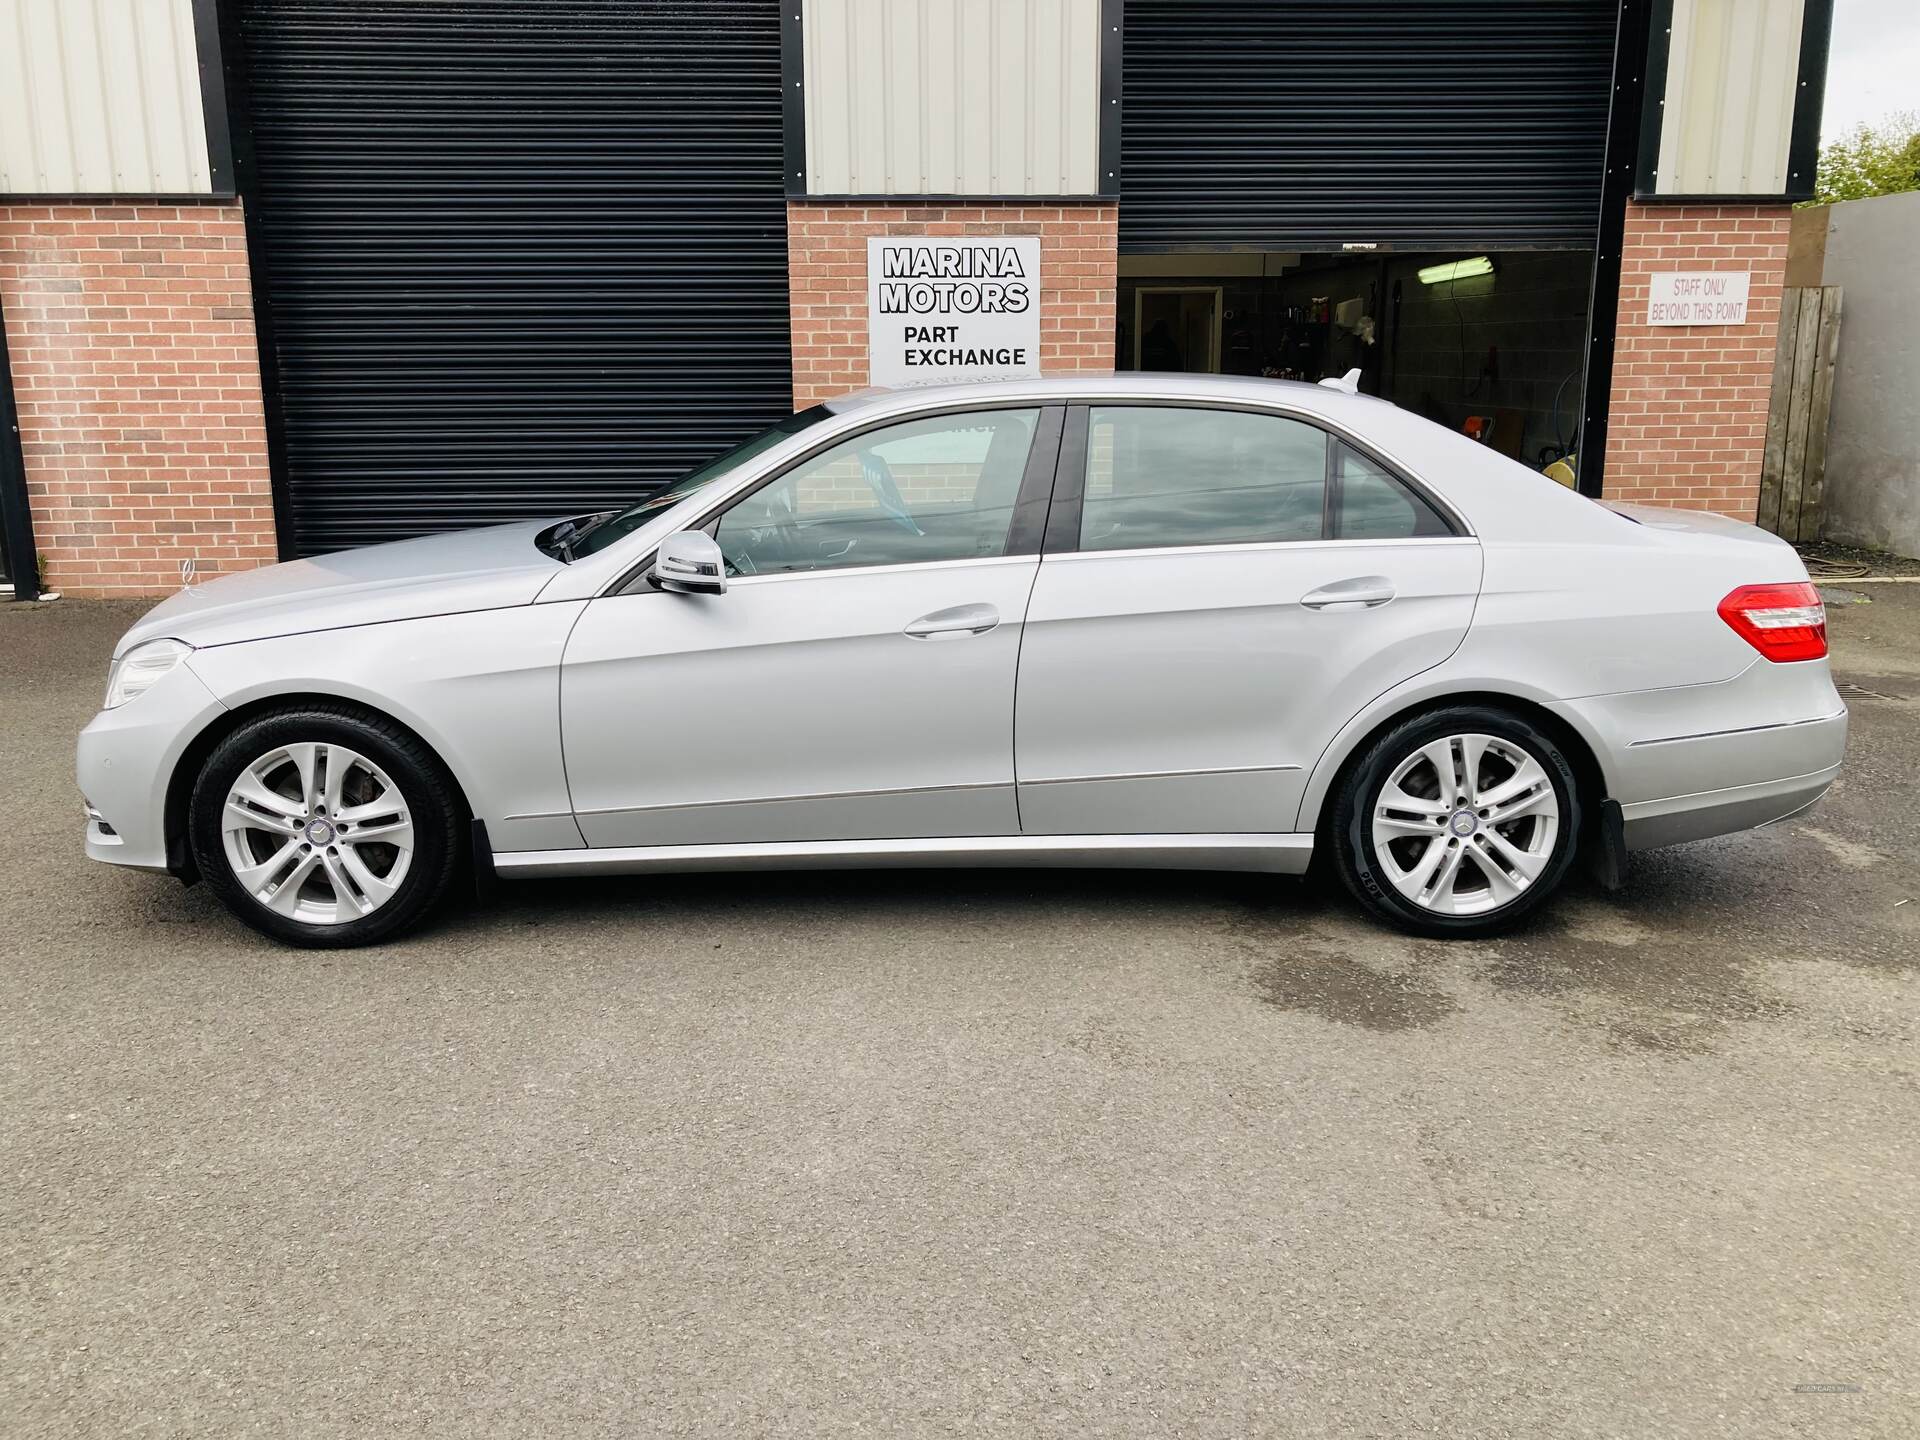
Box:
1815;190;1920;558
0;204;275;598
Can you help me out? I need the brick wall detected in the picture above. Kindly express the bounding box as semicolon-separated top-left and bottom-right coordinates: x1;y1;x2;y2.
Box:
1603;203;1790;519
0;204;275;598
787;202;1117;409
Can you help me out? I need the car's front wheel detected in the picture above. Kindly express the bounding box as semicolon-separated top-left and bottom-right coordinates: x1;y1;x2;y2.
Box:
1331;705;1581;938
188;706;462;947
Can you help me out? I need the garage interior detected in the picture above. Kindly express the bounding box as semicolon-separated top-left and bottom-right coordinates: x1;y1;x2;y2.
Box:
1115;249;1594;472
1119;0;1618;482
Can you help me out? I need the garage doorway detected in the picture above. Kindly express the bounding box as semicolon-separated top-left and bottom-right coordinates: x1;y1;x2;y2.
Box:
1116;250;1592;474
1133;287;1222;373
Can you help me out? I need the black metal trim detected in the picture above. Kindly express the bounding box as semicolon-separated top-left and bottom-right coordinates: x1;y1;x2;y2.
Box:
1785;0;1835;203
1632;191;1814;205
190;0;236;196
1097;0;1123;198
1042;406;1090;555
2;192;238;204
0;302;43;601
1005;405;1066;555
213;0;297;562
1577;0;1651;500
800;193;1119;204
781;0;808;197
1633;0;1674;197
1118;239;1592;256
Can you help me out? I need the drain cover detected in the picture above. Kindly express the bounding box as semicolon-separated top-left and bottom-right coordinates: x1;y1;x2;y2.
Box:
1836;679;1910;703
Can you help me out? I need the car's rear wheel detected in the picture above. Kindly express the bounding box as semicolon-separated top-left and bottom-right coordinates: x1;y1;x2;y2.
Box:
189;707;462;947
1331;705;1581;938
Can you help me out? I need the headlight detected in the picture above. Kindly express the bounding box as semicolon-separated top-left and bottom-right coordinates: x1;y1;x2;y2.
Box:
103;638;193;709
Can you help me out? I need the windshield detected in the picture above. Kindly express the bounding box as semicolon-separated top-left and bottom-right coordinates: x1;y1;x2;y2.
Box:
568;406;835;558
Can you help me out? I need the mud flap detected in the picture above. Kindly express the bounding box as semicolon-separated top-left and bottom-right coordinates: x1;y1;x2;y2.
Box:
1585;799;1627;891
471;818;498;905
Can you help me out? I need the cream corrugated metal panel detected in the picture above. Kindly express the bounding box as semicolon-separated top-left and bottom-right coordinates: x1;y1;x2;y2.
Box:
0;0;213;195
1654;0;1806;195
803;0;1102;195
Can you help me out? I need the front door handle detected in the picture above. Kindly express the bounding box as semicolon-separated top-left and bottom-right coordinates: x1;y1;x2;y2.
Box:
1300;576;1395;611
903;602;1000;639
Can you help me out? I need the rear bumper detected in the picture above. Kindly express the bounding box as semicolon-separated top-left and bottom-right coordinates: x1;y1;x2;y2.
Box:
1618;757;1841;850
1552;660;1848;852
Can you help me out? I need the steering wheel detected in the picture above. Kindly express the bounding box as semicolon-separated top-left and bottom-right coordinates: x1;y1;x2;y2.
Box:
722;486;805;575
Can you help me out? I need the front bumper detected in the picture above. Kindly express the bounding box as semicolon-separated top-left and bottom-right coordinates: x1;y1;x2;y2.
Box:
76;659;227;873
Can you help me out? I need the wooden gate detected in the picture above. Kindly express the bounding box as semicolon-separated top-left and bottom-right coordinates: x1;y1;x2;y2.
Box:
1758;286;1843;542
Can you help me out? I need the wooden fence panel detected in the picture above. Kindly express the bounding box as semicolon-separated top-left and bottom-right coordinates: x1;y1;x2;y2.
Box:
1759;285;1843;543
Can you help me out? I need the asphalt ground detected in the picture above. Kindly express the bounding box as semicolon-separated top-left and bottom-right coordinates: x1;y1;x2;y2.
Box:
2;589;1916;1438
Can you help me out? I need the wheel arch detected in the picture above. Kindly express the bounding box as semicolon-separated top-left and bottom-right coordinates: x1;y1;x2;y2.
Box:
1300;685;1613;845
162;690;477;884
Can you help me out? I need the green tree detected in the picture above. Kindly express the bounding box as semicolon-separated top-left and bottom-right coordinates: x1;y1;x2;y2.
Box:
1812;112;1920;204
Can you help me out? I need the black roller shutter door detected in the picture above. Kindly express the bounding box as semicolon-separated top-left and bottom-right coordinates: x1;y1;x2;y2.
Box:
231;0;792;556
1121;0;1618;252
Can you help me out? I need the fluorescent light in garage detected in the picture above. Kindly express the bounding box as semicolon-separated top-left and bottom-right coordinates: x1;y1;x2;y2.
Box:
1417;256;1496;285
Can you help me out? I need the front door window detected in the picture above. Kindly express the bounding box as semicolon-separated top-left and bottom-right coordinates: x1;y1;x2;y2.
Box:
714;408;1042;577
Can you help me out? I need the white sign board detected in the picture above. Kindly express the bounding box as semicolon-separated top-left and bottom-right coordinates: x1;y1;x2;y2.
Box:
867;236;1042;388
1646;271;1751;326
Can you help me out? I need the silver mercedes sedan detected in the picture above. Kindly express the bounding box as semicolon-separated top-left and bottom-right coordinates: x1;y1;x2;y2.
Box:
79;375;1846;948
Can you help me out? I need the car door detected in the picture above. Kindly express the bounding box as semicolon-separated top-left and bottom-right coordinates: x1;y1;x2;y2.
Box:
1014;403;1482;836
561;405;1060;847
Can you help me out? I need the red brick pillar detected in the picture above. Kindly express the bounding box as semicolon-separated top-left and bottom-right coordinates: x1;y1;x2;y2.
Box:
0;204;277;598
1602;203;1790;520
786;203;1118;410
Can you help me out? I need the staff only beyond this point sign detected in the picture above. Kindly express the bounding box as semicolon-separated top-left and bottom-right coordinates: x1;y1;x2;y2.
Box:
1646;271;1751;326
867;235;1043;388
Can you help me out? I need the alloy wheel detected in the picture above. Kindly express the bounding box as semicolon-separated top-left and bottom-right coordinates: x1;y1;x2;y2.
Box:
1369;732;1560;917
220;742;415;926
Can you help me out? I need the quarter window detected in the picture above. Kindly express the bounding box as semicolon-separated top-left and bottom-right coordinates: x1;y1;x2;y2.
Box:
1330;441;1452;540
714;409;1040;577
1080;406;1327;551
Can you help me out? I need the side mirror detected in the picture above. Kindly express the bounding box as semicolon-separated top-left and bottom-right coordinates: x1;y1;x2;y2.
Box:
651;530;727;595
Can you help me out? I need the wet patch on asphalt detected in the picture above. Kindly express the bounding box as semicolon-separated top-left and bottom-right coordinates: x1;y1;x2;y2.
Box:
1480;896;1792;1056
1246;941;1459;1032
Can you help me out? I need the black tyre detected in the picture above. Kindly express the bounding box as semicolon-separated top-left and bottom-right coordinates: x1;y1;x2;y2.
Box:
1330;704;1581;938
188;705;463;948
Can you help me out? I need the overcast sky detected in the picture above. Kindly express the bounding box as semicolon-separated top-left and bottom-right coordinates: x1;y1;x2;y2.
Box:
1822;0;1920;137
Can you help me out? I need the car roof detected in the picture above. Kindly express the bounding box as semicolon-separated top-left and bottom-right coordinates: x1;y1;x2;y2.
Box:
822;372;1386;424
820;371;1631;549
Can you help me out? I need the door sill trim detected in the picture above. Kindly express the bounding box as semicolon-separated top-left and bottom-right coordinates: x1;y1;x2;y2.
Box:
493;833;1315;878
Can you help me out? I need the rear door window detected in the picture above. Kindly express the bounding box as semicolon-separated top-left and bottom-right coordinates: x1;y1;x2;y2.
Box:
1079;406;1327;551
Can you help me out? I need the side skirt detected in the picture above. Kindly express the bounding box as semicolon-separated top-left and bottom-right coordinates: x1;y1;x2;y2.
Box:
491;833;1315;879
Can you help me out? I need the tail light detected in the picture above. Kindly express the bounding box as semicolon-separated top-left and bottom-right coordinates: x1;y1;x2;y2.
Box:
1718;582;1827;662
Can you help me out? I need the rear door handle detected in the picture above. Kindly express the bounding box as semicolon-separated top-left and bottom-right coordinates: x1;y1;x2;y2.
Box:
1300;576;1395;611
904;602;1000;639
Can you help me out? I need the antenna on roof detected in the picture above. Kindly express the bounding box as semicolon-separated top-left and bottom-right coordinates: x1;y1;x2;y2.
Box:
1318;368;1362;395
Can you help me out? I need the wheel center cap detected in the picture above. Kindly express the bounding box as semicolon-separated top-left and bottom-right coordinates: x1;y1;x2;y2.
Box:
1449;809;1478;837
305;818;336;845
